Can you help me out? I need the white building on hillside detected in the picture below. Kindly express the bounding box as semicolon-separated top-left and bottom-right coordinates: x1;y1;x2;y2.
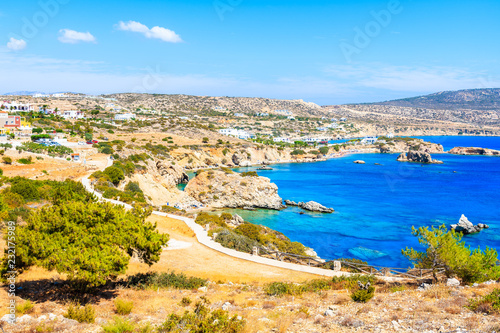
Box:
114;113;136;121
273;137;291;143
361;136;378;145
58;110;85;119
1;101;34;112
219;128;254;140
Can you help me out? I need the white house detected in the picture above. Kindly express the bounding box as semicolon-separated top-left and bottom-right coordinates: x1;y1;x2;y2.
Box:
58;110;85;120
52;93;68;98
273;137;291;143
361;136;378;145
274;109;292;116
114;113;136;121
33;93;49;98
1;101;34;112
219;128;254;140
387;132;395;138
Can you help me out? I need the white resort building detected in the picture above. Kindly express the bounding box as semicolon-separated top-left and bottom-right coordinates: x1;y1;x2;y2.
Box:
115;113;136;121
219;128;254;140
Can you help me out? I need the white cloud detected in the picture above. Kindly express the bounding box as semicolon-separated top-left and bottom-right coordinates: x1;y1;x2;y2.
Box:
117;21;183;43
58;29;96;44
6;38;27;51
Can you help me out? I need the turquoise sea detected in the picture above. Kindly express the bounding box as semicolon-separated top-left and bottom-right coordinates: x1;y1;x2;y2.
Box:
225;136;500;268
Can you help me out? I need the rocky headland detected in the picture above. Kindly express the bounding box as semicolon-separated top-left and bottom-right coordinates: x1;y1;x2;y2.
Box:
185;170;284;210
379;138;444;154
449;146;500;156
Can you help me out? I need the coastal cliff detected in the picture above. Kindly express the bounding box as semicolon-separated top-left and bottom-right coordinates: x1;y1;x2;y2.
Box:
379;138;444;154
449;147;500;156
397;151;443;164
185;170;283;210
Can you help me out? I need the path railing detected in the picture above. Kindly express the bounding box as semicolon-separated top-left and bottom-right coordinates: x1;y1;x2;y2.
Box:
252;245;445;280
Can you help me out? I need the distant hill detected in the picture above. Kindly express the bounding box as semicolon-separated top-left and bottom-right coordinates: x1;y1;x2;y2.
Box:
372;88;500;111
2;91;43;96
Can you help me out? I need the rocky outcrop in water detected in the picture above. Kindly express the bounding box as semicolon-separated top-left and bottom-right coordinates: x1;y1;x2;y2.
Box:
449;147;500;156
185;170;284;210
285;200;334;213
451;215;489;235
397;151;443;164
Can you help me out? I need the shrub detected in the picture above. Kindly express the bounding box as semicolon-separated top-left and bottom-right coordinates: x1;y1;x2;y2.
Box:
215;229;258;254
102;317;136;333
240;171;258;177
125;272;207;290
180;297;192;306
10;180;40;201
202;137;209;143
114;299;133;315
101;146;114;155
16;300;34;314
468;289;500;314
319;146;330;155
103;166;125;185
291;149;306;155
331;275;377;290
64;304;96;323
125;181;142;193
2;156;12;165
17;157;33;165
31;134;51;141
0;168;3;176
350;286;375;303
157;298;245;333
402;225;500;283
265;282;304;296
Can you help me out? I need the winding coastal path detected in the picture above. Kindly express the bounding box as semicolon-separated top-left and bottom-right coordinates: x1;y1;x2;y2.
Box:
81;158;401;282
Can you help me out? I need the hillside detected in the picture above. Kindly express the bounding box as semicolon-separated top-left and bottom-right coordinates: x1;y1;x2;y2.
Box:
373;88;500;111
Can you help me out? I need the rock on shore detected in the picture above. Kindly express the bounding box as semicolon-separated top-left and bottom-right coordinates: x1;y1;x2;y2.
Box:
397;151;443;164
451;215;489;235
285;200;334;213
449;147;500;156
185;170;284;210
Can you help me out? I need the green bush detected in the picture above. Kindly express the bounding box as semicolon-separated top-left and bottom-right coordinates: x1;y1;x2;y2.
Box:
103;166;125;185
215;229;257;254
15;300;34;314
125;272;207;290
64;304;96;323
0;168;3;176
265;279;332;297
10;180;40;201
17;157;33;165
195;212;228;228
468;288;500;314
31;134;51;141
291;149;306;155
157;298;245;333
240;171;258;177
180;297;192;306
319;146;330;155
125;181;142;193
102;316;136;333
114;299;133;315
2;156;12;165
350;286;375;303
331;274;377;290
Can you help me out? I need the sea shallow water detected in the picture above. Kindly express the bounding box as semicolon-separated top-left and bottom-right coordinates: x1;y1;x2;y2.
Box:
225;136;500;268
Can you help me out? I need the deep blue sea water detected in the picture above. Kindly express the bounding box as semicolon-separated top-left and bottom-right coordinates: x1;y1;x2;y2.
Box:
226;136;500;268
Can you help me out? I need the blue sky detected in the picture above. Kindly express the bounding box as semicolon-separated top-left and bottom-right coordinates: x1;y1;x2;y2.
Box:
1;0;499;105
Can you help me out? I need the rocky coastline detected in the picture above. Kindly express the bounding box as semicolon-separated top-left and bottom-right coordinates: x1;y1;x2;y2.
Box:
449;146;500;156
451;215;490;235
396;151;444;164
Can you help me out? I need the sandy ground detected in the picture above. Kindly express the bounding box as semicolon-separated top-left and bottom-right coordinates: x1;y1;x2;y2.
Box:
0;150;109;182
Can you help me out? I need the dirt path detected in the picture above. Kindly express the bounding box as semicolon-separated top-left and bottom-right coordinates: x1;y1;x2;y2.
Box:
128;214;323;284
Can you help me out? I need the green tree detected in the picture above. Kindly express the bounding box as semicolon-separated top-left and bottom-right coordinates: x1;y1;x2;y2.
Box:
104;166;125;185
202;137;209;144
319;146;330;155
84;132;93;141
402;225;500;283
2;202;168;289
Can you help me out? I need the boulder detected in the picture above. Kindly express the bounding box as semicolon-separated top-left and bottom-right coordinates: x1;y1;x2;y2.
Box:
299;201;335;213
284;200;298;206
451;215;489;235
397;151;442;164
447;278;460;287
353;160;366;164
